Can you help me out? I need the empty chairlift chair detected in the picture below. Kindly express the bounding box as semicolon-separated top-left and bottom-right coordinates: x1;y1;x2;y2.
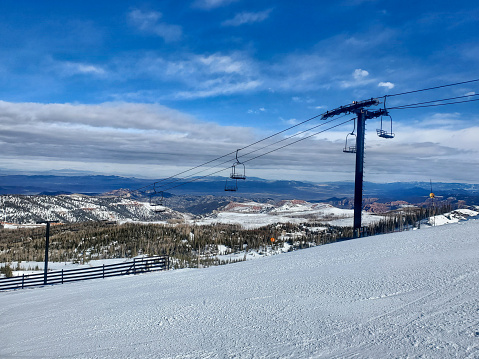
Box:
224;178;238;192
376;115;395;138
230;149;246;180
377;97;395;139
343;120;357;153
343;133;357;153
149;184;166;213
224;149;245;192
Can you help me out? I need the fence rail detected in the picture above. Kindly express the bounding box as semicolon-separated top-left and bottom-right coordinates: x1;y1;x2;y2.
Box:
0;256;169;291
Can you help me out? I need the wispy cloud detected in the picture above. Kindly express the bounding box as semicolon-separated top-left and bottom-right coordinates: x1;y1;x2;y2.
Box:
59;62;106;76
175;80;262;99
247;107;266;114
192;0;239;10
340;69;375;88
123;52;261;99
378;81;395;90
222;9;272;26
128;9;182;42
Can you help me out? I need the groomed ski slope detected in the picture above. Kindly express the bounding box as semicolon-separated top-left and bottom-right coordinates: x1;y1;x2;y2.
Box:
1;220;478;358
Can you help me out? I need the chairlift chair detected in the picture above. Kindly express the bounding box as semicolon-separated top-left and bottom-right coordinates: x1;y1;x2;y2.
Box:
230;149;246;180
149;185;166;213
224;178;238;192
377;97;395;139
230;163;246;180
343;119;357;153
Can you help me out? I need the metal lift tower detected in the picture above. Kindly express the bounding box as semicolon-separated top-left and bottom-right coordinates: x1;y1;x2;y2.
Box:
322;99;388;238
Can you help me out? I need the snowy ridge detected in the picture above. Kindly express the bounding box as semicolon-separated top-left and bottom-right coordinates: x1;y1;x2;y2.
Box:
2;219;479;358
427;208;479;226
0;194;188;225
198;200;385;228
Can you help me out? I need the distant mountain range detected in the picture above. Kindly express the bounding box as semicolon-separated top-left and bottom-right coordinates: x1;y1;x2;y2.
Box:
1;174;479;205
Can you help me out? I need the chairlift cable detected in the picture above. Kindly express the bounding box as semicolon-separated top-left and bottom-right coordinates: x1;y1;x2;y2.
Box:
131;111;329;194
131;78;479;195
242;118;354;165
388;93;479;109
159;118;354;193
385;78;479;98
149;114;348;191
389;97;479;110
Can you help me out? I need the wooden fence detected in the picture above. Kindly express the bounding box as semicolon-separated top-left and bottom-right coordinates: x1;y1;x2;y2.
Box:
0;256;169;291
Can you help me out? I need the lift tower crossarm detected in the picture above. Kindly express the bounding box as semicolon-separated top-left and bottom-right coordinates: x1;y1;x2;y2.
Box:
321;98;381;120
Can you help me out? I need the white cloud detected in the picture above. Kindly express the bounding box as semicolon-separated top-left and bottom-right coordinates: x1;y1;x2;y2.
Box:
353;69;369;80
175;80;262;99
340;69;374;88
192;0;238;10
125;52;261;99
291;96;315;104
222;9;272;26
57;62;106;76
137;52;255;79
378;81;395;89
285;118;299;125
128;9;182;42
1;101;479;183
247;107;266;114
196;54;247;74
0;101;258;176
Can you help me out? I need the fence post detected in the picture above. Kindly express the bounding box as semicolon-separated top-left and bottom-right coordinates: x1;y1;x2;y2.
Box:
22;273;24;289
133;258;136;275
103;264;105;279
62;269;64;284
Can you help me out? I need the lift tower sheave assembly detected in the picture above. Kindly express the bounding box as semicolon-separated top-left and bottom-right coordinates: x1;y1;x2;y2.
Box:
322;98;388;238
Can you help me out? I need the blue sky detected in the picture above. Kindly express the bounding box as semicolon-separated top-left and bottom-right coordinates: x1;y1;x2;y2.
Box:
0;0;478;184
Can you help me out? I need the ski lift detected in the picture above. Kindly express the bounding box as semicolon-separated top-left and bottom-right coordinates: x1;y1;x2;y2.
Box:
343;119;357;153
149;184;166;213
377;96;395;139
230;149;246;180
224;178;238;192
428;180;436;226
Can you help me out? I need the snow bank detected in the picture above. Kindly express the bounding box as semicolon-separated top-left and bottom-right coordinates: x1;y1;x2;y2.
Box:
1;220;478;358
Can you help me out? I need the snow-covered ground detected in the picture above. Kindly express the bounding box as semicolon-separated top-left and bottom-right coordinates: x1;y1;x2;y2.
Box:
197;200;385;229
1;219;478;358
8;257;142;277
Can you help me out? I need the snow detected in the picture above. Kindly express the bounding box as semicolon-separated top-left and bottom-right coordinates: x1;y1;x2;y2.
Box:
1;219;479;358
197;200;385;229
427;208;479;227
9;257;140;276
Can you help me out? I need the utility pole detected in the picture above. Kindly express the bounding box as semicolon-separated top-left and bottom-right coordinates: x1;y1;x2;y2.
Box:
353;110;366;236
322;99;388;238
37;220;59;285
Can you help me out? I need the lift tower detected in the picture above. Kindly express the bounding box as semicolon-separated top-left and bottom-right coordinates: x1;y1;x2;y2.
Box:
322;99;388;237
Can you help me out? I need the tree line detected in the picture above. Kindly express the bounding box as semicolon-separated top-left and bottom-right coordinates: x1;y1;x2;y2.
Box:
0;204;453;274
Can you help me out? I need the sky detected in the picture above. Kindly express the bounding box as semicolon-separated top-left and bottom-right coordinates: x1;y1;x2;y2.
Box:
0;0;478;186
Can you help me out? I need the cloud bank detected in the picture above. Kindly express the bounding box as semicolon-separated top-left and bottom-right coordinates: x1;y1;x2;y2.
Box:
1;101;479;183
